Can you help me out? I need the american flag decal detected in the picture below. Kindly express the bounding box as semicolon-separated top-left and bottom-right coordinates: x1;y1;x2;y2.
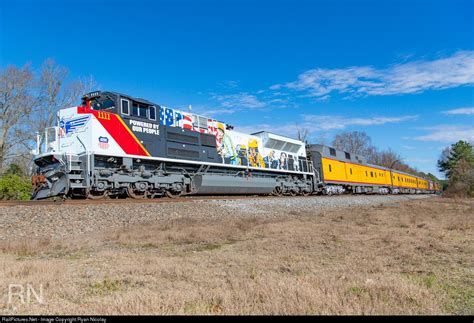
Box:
160;106;175;126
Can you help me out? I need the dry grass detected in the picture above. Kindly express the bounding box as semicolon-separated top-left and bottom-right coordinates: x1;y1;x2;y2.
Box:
0;197;472;315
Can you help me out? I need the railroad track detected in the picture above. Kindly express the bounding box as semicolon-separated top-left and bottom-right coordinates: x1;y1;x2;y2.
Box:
0;193;431;207
0;194;287;207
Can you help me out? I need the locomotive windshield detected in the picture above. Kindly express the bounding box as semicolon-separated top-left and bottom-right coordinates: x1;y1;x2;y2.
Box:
90;97;115;110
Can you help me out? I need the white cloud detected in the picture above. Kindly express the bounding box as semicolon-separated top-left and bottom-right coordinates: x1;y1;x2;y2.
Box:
212;92;266;109
220;80;239;89
235;114;417;136
442;107;474;115
301;115;418;131
413;125;474;143
405;158;435;164
204;108;237;116
273;51;474;98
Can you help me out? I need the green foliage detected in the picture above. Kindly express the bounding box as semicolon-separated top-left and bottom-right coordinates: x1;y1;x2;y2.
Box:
438;141;474;196
0;173;31;200
426;173;440;182
438;141;474;178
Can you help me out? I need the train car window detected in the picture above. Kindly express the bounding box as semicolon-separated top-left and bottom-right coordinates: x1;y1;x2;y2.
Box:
366;171;368;176
345;152;351;159
121;99;129;115
370;171;373;177
329;148;336;156
149;106;156;121
350;168;352;175
329;164;332;172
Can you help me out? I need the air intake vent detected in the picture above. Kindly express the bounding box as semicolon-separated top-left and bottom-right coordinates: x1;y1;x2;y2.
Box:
167;131;199;144
167;148;200;159
200;133;216;147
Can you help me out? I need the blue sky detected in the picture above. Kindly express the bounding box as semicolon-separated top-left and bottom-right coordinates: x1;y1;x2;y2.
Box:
1;0;473;177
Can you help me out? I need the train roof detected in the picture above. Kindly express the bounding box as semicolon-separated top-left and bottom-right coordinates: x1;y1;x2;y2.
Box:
251;131;305;144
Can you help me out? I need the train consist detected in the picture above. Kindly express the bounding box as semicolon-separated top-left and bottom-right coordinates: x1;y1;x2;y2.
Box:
31;91;440;200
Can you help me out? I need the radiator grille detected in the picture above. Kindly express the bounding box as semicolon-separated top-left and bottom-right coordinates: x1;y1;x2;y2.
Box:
167;148;200;159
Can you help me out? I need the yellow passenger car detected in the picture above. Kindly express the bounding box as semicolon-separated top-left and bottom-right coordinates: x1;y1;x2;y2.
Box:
307;144;433;194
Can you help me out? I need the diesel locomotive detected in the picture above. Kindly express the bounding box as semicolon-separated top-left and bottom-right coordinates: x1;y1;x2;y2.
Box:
31;91;440;200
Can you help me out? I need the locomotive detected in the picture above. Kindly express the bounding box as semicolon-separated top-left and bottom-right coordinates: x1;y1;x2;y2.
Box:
31;91;440;200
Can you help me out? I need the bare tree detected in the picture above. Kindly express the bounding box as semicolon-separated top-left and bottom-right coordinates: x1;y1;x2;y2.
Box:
0;65;34;170
1;59;97;174
376;149;402;168
32;59;98;150
295;125;310;143
365;146;380;164
331;131;373;155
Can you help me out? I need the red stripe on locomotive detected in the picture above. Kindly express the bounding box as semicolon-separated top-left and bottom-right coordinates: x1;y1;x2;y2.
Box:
78;106;150;156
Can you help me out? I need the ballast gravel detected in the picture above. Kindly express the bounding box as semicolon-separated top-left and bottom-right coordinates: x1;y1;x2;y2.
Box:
0;195;433;240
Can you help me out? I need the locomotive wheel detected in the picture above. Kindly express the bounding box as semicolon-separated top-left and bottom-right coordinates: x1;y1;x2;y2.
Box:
272;186;283;196
301;190;311;197
165;190;182;198
127;186;150;199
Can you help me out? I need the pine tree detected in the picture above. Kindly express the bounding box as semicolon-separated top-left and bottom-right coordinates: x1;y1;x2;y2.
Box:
438;140;474;196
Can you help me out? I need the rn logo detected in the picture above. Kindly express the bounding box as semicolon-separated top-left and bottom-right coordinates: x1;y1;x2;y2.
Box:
6;283;44;307
98;136;109;149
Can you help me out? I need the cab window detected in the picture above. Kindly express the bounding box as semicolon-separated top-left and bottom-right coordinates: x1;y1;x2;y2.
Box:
132;102;148;118
149;106;157;121
121;99;129;115
91;98;115;111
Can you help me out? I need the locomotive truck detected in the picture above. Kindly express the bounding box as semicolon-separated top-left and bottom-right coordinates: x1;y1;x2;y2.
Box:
31;91;440;200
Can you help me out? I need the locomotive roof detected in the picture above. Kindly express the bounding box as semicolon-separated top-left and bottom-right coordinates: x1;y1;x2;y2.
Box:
251;131;305;144
104;91;160;106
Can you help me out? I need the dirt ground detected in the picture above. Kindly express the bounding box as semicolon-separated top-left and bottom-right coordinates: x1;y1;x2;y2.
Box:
0;196;472;315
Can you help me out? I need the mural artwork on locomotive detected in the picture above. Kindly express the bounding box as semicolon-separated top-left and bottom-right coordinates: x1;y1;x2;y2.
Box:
159;106;305;171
